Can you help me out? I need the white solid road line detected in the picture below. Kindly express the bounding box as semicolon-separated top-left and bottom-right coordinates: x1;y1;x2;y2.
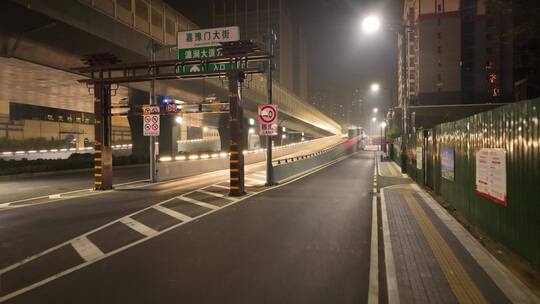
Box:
71;236;104;262
367;158;379;304
153;205;192;222
119;217;158;237
177;196;220;210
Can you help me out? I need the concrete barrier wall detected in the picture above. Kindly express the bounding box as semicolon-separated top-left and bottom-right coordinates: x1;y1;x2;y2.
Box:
156;136;343;182
273;138;358;183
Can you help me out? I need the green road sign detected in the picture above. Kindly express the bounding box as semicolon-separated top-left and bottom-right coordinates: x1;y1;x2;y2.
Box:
178;46;233;73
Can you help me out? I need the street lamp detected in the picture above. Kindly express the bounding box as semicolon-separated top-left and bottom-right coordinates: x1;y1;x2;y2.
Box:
371;83;380;92
380;121;387;152
373;108;378;113
175;116;183;124
372;117;377;122
361;14;411;173
362;16;381;34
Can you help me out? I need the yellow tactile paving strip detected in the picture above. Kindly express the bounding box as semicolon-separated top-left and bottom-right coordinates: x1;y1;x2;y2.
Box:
379;161;402;177
402;190;487;304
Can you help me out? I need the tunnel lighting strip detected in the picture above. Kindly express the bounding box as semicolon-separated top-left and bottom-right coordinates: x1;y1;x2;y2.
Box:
0;144;134;156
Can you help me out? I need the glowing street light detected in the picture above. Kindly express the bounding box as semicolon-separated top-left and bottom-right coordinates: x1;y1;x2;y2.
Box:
203;126;209;132
381;121;387;128
361;16;381;34
373;108;378;113
371;83;380;92
372;117;377;122
175;116;183;124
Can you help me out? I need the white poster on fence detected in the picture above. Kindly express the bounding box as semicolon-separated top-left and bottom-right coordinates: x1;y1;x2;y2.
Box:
416;147;423;170
475;148;507;206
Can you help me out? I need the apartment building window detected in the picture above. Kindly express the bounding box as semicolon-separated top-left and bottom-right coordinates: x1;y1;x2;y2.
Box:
437;18;441;26
438;60;442;67
438;74;442;81
438;46;442;53
437;32;441;40
438;4;442;12
486;47;493;55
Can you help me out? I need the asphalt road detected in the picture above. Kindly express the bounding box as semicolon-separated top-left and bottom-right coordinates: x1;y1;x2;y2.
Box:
1;151;375;304
0;165;148;204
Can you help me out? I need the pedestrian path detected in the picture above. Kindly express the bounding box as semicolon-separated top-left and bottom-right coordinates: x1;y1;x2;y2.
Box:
380;183;539;303
378;158;403;178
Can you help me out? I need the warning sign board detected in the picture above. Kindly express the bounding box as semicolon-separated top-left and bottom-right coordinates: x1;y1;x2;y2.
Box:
143;105;160;136
258;104;278;136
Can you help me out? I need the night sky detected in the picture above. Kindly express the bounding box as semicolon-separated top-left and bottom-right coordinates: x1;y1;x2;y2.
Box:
165;0;401;126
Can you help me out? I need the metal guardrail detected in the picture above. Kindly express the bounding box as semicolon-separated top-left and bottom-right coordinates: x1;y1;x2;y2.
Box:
273;140;347;165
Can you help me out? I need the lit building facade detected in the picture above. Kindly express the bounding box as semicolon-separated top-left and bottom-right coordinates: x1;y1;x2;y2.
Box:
398;0;513;108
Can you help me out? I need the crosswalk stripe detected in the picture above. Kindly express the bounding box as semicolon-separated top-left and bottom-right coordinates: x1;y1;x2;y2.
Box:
198;189;238;201
245;177;264;183
211;184;229;189
119;217;158;237
153;205;192;222
71;236;104;262
252;173;266;178
177;196;219;210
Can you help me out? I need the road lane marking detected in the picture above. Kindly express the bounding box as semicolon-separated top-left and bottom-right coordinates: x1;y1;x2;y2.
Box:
0;153;354;303
71;236;104;262
245;177;264;183
177;196;219;210
210;184;229;190
402;191;487;303
119;217;158;237
153;205;192;222
380;187;400;304
368;156;379;304
252;173;266;178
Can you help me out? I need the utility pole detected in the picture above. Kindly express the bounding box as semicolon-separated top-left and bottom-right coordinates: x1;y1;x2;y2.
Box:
149;41;157;182
400;26;410;173
265;29;276;186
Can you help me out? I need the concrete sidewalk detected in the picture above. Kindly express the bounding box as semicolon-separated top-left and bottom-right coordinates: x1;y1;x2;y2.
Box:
380;182;539;303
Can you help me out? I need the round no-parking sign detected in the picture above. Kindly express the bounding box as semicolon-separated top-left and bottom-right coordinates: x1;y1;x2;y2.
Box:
258;104;278;136
258;104;277;124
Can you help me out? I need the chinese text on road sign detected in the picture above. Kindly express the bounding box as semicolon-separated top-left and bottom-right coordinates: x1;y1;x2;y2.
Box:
177;26;239;73
143;105;160;136
258;104;278;136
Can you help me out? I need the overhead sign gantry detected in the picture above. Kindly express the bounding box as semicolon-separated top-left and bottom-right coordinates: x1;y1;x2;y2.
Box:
74;39;271;196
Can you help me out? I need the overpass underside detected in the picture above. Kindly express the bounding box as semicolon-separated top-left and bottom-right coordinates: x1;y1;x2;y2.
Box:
0;0;341;156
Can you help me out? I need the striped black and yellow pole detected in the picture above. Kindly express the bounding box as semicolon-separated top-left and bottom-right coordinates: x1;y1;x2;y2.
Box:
227;70;245;196
94;82;113;190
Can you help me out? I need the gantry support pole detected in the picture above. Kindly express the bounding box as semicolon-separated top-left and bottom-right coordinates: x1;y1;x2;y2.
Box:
228;70;246;196
94;82;113;190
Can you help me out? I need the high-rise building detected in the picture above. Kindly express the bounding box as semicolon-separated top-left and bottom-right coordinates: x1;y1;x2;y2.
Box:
398;0;514;111
209;0;308;98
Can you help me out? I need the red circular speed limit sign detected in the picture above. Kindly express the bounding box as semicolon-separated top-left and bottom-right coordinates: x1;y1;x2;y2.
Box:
258;104;277;124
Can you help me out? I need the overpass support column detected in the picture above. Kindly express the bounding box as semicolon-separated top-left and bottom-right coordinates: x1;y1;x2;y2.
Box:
94;83;113;190
127;89;149;159
228;71;245;196
158;108;179;158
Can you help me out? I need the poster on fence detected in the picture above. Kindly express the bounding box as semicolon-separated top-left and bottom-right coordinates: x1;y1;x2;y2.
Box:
441;146;455;181
475;148;507;206
416;147;423;170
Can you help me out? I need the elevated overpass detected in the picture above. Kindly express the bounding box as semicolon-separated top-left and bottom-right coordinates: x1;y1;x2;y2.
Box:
0;0;341;141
